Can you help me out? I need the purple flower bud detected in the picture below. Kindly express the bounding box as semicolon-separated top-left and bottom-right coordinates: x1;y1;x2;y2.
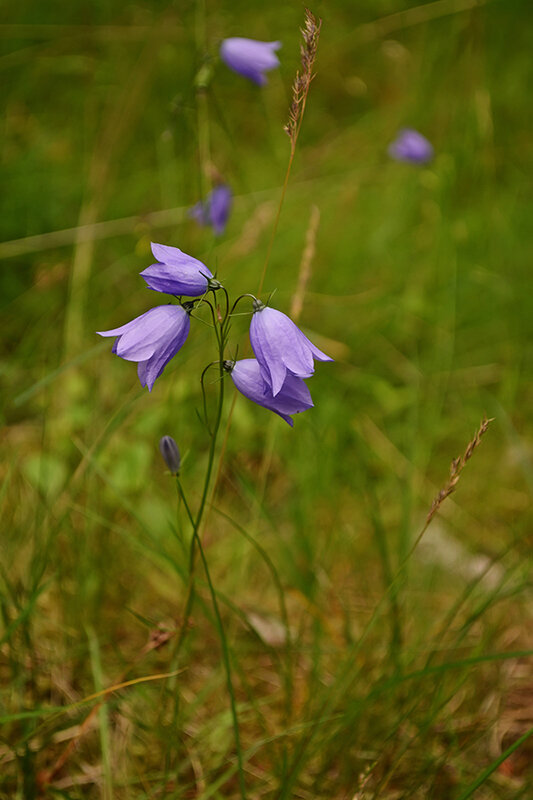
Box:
97;304;190;391
190;184;232;236
159;435;181;474
220;37;281;86
141;242;213;297
249;301;333;396
225;358;313;427
388;129;434;165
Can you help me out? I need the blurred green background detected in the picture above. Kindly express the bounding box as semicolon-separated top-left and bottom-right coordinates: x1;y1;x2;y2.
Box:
1;1;532;797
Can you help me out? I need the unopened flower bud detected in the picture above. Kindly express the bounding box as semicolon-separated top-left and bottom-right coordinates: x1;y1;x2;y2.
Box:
159;436;181;474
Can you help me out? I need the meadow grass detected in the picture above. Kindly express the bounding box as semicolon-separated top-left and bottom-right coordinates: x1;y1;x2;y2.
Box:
1;0;532;797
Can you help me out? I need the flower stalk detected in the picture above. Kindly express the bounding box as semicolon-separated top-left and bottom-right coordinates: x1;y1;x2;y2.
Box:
172;295;247;799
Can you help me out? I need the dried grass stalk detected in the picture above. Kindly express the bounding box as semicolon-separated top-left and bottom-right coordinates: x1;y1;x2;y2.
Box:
426;416;494;525
284;8;322;149
290;204;320;321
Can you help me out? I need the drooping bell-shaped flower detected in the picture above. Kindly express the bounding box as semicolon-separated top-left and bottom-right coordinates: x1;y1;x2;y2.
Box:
220;37;281;86
141;243;213;297
225;358;313;427
97;305;190;391
388;129;434;164
190;184;232;236
249;300;333;396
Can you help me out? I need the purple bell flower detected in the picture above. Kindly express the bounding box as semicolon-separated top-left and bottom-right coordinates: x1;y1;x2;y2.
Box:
190;184;233;236
249;301;333;396
226;358;313;427
97;304;190;391
220;37;281;86
388;128;434;165
141;242;213;297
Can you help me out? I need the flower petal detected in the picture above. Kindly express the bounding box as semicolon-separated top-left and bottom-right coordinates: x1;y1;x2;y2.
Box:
150;243;209;271
230;359;313;426
249;315;291;395
98;305;190;390
250;307;332;396
138;320;189;390
141;263;210;297
144;243;213;297
115;306;186;361
98;307;177;361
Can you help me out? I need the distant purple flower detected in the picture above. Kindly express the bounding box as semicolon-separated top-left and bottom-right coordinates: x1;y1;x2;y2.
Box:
190;184;233;236
141;243;213;297
250;301;333;396
388;129;434;164
220;37;281;86
97;305;190;391
225;358;313;426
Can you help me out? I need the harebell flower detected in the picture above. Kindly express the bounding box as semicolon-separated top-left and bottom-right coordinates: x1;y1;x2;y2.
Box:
190;184;233;236
250;299;332;395
224;358;314;427
220;37;281;85
388;128;434;165
97;304;191;391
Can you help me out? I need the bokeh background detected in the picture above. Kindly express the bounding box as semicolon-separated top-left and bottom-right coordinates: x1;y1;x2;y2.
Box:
1;1;532;797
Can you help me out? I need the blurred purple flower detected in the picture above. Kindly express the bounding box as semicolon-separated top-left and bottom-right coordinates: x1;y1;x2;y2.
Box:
141;243;213;297
220;37;281;86
190;184;233;236
250;301;333;396
97;305;190;391
388;128;434;164
225;358;313;426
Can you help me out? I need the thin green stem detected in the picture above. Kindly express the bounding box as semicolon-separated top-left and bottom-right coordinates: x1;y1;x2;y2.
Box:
176;477;194;529
172;477;199;661
169;293;248;795
257;148;295;297
195;358;225;534
366;487;403;674
195;0;211;201
229;293;258;316
456;725;533;800
175;345;226;659
194;529;247;800
213;506;294;726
